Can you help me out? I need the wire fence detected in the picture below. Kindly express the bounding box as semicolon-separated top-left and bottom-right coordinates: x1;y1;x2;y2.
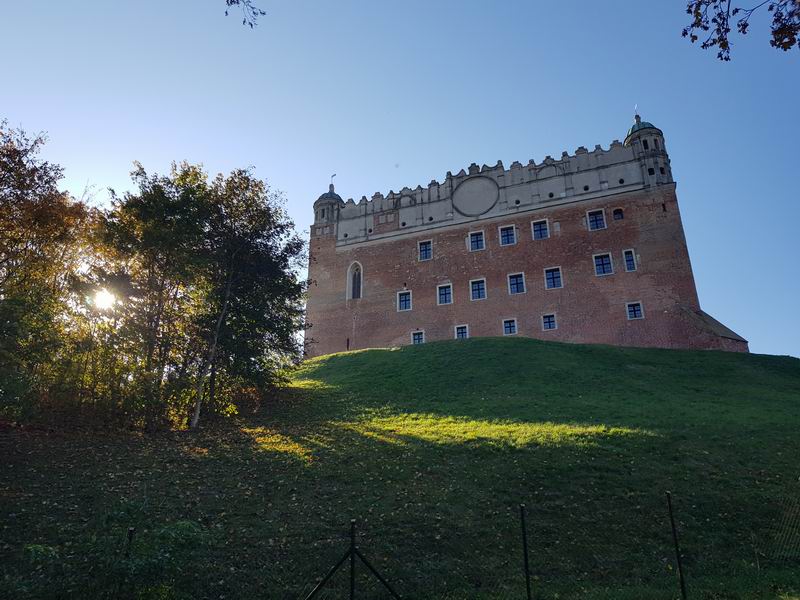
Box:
295;491;800;600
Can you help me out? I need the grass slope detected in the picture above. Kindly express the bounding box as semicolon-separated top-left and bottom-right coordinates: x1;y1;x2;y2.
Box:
2;337;800;599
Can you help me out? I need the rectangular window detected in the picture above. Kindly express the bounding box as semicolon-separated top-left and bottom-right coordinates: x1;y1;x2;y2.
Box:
418;240;432;261
587;210;606;231
508;273;526;295
594;253;614;276
499;225;516;246
412;331;425;344
532;219;549;240
437;284;453;305
397;290;412;311
469;231;485;251
627;302;644;320
544;267;563;289
624;249;637;272
470;278;486;301
503;318;517;335
542;314;557;330
455;325;469;340
642;139;650;151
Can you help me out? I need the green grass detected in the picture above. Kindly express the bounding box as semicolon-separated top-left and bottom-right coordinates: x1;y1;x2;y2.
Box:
2;337;800;599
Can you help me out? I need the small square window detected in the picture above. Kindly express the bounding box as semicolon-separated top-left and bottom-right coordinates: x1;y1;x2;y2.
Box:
397;291;412;311
542;314;557;330
545;267;562;289
587;210;606;231
508;273;526;295
412;331;425;344
613;208;624;220
503;319;517;335
470;279;486;301
455;325;469;340
594;253;614;276
624;249;637;272
627;302;644;320
437;284;453;305
499;225;516;246
469;231;485;251
648;167;655;176
532;219;549;240
418;240;432;261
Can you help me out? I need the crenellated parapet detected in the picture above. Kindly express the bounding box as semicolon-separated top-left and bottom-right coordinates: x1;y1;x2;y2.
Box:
312;117;673;245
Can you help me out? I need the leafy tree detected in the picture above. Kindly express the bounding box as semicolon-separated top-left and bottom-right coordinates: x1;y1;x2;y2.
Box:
683;0;800;60
189;168;305;429
0;121;89;417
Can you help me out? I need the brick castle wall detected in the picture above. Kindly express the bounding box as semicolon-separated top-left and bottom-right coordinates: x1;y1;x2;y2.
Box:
305;185;748;357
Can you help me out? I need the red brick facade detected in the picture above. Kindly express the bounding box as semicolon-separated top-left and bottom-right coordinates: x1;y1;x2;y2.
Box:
305;119;747;356
305;184;747;357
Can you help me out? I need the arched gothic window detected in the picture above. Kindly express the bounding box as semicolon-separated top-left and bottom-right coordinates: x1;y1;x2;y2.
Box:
352;267;361;299
347;262;363;300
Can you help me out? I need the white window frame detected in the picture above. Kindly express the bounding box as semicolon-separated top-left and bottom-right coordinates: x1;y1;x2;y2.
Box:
531;218;550;240
543;266;564;290
396;290;413;312
502;318;518;336
592;252;615;277
498;224;517;246
507;272;526;295
586;208;607;231
467;230;486;252
623;248;637;272
541;313;558;331
454;324;470;340
418;239;433;262
411;330;425;344
469;277;487;301
626;301;645;320
436;283;453;306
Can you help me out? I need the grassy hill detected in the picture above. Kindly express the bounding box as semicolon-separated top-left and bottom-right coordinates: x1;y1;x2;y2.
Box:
2;337;800;599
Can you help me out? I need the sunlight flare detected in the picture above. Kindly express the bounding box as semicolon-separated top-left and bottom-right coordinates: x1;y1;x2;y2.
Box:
93;289;115;310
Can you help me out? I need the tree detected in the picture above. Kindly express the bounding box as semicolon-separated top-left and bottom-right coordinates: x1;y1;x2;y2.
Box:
683;0;800;60
189;168;305;429
0;121;89;417
224;0;266;28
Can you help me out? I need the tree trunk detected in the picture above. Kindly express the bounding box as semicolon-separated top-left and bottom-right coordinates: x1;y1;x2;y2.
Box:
189;279;232;430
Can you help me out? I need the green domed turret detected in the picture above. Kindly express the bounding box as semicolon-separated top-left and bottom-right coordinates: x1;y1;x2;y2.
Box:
624;114;663;146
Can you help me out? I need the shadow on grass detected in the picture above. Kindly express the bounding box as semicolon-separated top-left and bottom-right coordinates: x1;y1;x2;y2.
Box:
2;337;799;599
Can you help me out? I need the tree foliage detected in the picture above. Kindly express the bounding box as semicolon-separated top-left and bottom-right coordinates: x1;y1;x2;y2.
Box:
683;0;800;60
0;122;305;430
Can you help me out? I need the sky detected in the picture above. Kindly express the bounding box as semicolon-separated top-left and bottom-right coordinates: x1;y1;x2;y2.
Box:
3;1;798;357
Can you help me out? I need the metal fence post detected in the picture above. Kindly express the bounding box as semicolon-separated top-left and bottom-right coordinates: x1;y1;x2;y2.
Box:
520;504;533;600
350;519;356;600
666;491;688;600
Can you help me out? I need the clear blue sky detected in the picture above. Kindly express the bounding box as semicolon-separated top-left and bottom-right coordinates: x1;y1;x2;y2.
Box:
3;1;798;356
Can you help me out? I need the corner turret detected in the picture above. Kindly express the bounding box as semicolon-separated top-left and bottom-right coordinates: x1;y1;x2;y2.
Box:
313;183;343;225
623;114;672;186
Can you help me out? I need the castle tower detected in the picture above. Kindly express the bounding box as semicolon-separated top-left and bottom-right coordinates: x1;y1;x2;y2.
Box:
623;114;673;187
313;183;342;226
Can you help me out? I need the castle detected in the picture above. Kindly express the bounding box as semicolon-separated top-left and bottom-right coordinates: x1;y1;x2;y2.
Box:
304;116;747;357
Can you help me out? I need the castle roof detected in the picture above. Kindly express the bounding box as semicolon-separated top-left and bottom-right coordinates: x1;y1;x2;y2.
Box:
315;183;342;205
625;114;661;138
